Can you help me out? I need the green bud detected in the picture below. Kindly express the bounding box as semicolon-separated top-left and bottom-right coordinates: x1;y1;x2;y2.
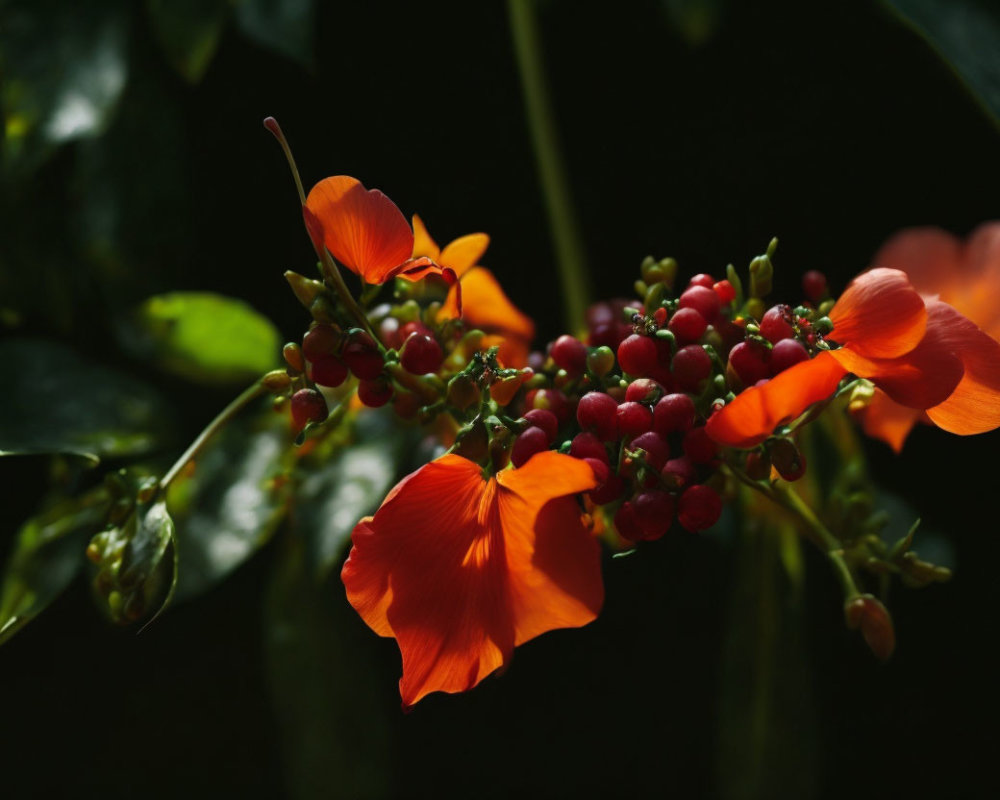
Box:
634;280;648;298
284;271;329;309
658;257;678;289
725;263;744;305
262;370;292;393
814;316;834;335
818;299;836;316
749;254;773;299
447;374;481;412
452;417;489;464
745;298;765;321
639;255;657;281
644;281;667;310
587;346;615;377
282;342;305;373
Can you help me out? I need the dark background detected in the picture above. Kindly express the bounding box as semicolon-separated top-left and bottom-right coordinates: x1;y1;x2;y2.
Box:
2;0;997;797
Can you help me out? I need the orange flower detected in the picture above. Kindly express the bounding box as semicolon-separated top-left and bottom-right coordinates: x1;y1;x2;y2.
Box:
412;215;535;367
706;267;1000;449
858;223;1000;451
341;451;602;707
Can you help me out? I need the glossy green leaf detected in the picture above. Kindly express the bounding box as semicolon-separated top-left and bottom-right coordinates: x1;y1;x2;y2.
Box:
145;0;231;84
235;0;316;69
883;0;1000;127
124;292;281;386
0;486;112;645
1;0;129;174
168;405;294;602
0;338;174;462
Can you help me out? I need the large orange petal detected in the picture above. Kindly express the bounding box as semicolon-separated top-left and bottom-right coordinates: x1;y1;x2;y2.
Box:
857;389;923;454
342;455;514;706
496;452;603;646
828;268;926;358
440;233;490;278
411;214;441;261
952;223;1000;338
924;302;1000;435
871;227;960;299
440;267;536;342
705;352;848;448
305;176;414;284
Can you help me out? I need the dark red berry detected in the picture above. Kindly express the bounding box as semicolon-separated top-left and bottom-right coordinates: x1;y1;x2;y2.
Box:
629;431;670;471
290;388;327;430
713;280;736;304
511;426;549;467
400;333;443;374
583;457;610;485
632;490;676;540
617;401;653;437
802;270;828;303
550;335;588;374
760;304;795;344
614;501;643;542
577;391;619;441
687;273;716;290
678;484;722;532
358;378;393;408
378;317;403;349
728;341;770;386
310;355;349;387
678;285;721;322
525;388;571;423
617;334;659;377
745;450;772;481
523;408;559;443
770;438;807;481
683;426;718;465
770;339;809;375
399;320;433;341
672;344;713;392
302;324;339;361
668;307;708;344
625;378;665;406
589;473;625;505
662;456;697;489
342;331;383;380
589;322;629;350
653;393;697;435
570;432;609;464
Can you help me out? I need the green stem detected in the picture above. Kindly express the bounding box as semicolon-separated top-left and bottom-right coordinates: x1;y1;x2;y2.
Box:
317;251;381;346
507;0;590;329
159;381;268;491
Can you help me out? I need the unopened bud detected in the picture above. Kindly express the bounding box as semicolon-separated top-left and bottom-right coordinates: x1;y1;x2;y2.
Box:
262;370;292;393
587;346;615;377
769;437;806;481
283;342;304;373
844;594;895;661
725;263;744;304
452;417;489;464
749;254;773;299
285;271;328;309
447;374;481;412
657;257;678;288
633;280;648;298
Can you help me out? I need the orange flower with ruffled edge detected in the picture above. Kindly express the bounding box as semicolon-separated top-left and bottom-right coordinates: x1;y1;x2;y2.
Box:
341;451;602;707
412;215;535;367
857;223;1000;451
706;267;1000;449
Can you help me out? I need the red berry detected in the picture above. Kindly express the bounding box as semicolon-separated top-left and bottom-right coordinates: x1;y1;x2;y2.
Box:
728;341;770;386
802;270;828;303
713;280;736;304
585;300;617;329
760;305;795;344
399;321;433;341
342;331;383;380
617;334;659;377
678;285;721;322
653;393;696;435
400;333;443;374
672;344;713;392
771;439;807;481
358;378;393;408
302;324;339;362
310;355;349;387
625;378;665;406
511;426;549;467
523;408;559;443
653;307;668;326
683;426;718;465
632;490;676;540
745;450;772;481
614;501;643;542
617;401;653;437
577;391;619;441
687;273;716;290
525;388;571;423
589;473;625;505
770;339;809;375
570;432;609;464
629;431;670;471
668;307;708;344
589;322;628;350
677;484;722;532
378;317;403;349
583;457;610;485
662;456;696;489
290;388;327;430
550;335;587;374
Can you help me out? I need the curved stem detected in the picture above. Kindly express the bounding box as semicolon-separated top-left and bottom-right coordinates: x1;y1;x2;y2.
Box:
317;250;381;345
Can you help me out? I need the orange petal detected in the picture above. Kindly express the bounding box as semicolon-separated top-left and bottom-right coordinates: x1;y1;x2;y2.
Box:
828;268;926;359
871;227;960;299
484;334;532;369
925;302;1000;435
496;452;602;645
857;389;922;453
951;222;1000;338
705;352;848;448
305;176;413;284
440;267;536;342
440;233;490;278
411;214;441;261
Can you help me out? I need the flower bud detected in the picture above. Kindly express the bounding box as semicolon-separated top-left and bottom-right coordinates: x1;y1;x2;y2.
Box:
769;437;806;481
587;346;616;377
448;374;481;412
844;594;895;662
262;370;292;393
284;270;329;309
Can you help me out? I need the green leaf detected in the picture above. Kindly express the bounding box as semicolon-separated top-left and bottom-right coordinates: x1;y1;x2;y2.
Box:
235;0;315;70
123;292;281;386
883;0;1000;127
167;404;293;602
1;0;129;174
0;338;174;462
0;486;112;645
145;0;231;84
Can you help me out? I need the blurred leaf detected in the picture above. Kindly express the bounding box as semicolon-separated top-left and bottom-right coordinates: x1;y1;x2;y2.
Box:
146;0;231;83
264;537;395;800
123;292;281;386
0;0;129;174
0;486;112;645
883;0;1000;127
0;338;174;462
662;0;726;47
167;404;293;601
235;0;315;69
